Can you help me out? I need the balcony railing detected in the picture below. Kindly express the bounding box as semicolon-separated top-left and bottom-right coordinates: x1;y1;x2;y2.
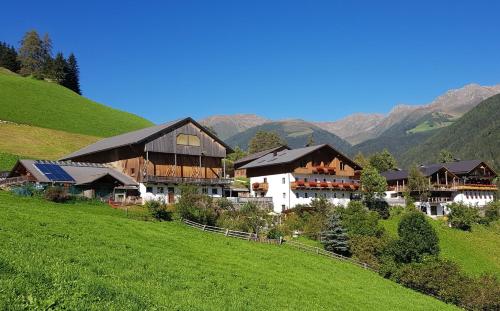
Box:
252;182;269;192
293;166;358;178
291;181;359;191
389;183;498;192
144;175;232;185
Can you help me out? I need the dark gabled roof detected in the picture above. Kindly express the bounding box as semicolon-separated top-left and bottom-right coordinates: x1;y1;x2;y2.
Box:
233;145;290;168
381;169;409;181
240;144;362;170
441;160;486;175
382;165;459;181
60;117;232;160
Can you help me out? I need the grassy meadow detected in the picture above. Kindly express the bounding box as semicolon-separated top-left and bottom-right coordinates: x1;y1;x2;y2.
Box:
0;70;152;137
382;215;500;277
0;123;100;170
0;192;456;310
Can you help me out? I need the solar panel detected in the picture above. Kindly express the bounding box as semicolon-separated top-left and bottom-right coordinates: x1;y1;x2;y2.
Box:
34;163;75;182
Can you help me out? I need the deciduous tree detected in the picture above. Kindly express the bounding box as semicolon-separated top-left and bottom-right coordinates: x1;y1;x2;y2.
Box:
360;165;387;204
395;211;439;263
407;164;430;202
369;149;397;172
248;131;285;154
438;149;454;163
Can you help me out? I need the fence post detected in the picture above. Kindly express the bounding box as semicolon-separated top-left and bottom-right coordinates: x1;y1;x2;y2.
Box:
225;229;229;236
202;225;206;231
279;236;283;245
316;247;319;254
363;263;367;269
247;232;252;241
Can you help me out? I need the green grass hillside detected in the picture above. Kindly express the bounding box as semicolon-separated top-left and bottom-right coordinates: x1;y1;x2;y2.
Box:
0;70;153;137
0;123;100;170
382;216;500;278
0;192;455;310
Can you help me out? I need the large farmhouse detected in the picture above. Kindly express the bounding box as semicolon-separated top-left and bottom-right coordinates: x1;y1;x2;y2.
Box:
382;160;498;217
239;144;362;213
57;117;233;203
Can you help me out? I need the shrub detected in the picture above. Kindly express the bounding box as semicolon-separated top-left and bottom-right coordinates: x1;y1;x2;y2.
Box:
266;227;284;239
175;185;217;225
389;205;405;217
448;202;480;231
339;201;384;237
395;259;468;305
461;274;500;310
349;234;389;269
44;186;71;203
365;199;390;219
480;201;500;225
395;212;439;263
145;199;172;221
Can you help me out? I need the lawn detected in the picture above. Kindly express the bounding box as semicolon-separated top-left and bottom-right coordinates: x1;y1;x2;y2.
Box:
0;192;456;310
0;123;100;170
0;70;152;137
382;215;500;277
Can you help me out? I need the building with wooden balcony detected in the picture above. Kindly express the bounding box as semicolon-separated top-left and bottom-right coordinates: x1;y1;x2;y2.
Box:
60;117;233;203
381;160;498;217
240;144;362;213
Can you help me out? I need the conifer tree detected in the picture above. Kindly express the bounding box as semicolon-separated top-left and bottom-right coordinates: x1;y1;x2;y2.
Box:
49;52;68;83
62;53;81;94
18;30;44;77
40;33;53;78
0;42;20;72
321;213;349;256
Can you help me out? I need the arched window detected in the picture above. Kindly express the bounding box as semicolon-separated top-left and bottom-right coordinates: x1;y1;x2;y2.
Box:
176;134;201;146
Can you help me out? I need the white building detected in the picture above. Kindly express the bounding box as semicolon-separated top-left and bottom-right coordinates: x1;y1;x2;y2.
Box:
382;160;498;217
240;144;362;213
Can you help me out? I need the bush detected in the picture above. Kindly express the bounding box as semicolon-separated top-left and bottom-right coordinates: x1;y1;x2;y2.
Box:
480;201;500;225
366;199;390;219
44;186;71;203
461;274;500;310
145;199;172;221
448;202;480;231
395;259;468;305
349;234;389;269
266;227;283;239
175;185;217;225
339;201;384;237
395;212;439;263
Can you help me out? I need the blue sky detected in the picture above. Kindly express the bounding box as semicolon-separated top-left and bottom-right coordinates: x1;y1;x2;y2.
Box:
2;0;500;123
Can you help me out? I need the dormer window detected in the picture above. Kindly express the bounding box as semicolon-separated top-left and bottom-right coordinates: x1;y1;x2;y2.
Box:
177;134;201;146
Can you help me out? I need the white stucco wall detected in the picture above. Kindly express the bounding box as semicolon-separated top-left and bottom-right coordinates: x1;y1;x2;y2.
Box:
139;183;222;204
250;173;358;213
452;191;495;207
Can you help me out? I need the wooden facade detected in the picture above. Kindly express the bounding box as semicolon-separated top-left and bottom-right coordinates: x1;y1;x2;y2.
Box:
65;119;231;184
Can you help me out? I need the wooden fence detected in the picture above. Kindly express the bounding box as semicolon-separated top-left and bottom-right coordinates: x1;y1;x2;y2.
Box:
182;219;282;244
182;218;377;271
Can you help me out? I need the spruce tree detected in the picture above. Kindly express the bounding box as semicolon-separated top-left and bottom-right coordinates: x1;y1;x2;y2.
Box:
18;30;44;77
40;33;53;78
0;42;20;72
62;53;81;94
321;213;349;256
50;52;68;83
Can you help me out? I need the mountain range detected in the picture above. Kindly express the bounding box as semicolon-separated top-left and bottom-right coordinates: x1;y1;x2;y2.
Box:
200;83;500;169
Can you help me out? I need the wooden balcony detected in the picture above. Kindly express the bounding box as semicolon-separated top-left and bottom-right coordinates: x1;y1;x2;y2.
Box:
291;181;359;191
389;183;497;192
144;175;232;185
252;182;269;192
455;184;498;191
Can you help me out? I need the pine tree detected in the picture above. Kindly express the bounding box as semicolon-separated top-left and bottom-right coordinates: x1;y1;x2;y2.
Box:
62;53;81;94
18;30;44;77
0;42;20;72
49;52;68;83
248;131;285;154
321;213;349;256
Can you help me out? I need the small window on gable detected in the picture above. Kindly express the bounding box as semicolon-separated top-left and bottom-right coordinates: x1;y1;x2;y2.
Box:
176;134;201;146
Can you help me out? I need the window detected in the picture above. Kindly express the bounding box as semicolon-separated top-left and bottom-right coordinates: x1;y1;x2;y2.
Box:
146;186;153;193
212;188;218;195
305;192;308;198
176;134;201;146
157;187;164;194
342;193;345;198
323;178;327;182
282;205;286;211
282;177;286;184
282;192;286;199
130;168;135;175
295;192;299;199
340;162;346;170
314;193;318;198
304;178;308;182
263;177;268;183
202;187;208;194
334;193;337;198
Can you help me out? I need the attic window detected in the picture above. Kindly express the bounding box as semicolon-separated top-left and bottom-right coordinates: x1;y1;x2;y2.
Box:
176;134;200;146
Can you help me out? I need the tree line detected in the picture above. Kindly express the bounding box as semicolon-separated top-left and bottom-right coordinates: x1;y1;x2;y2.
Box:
0;30;81;94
